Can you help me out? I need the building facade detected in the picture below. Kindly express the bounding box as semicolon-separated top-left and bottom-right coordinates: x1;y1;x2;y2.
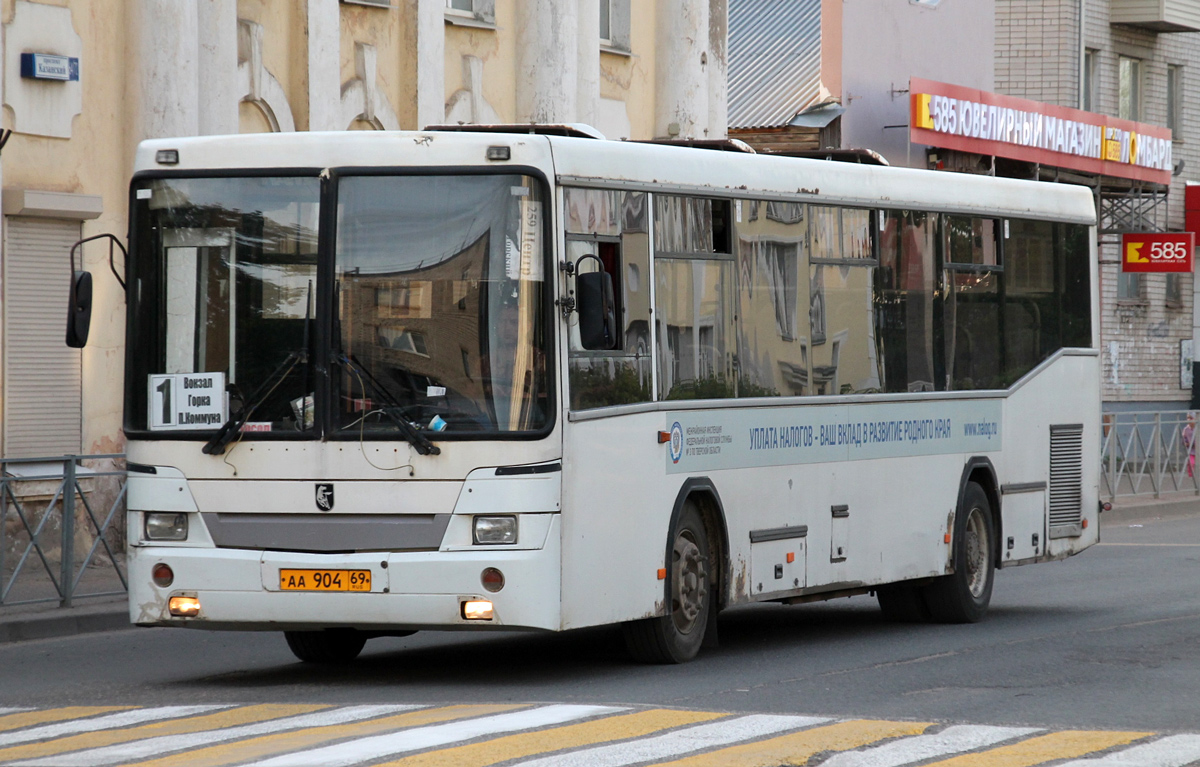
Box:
0;0;729;460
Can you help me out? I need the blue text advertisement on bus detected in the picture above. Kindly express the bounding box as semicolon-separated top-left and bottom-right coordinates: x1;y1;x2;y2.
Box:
667;400;1003;473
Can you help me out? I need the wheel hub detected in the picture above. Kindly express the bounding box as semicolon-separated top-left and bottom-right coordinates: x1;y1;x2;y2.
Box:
964;508;989;598
672;534;708;633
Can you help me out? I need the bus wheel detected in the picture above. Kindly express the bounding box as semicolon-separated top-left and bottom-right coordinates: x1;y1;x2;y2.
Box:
284;629;367;663
876;584;930;622
622;502;711;663
924;482;995;623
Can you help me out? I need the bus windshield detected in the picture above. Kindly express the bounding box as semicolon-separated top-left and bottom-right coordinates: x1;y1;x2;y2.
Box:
128;176;321;434
126;172;550;439
334;173;549;435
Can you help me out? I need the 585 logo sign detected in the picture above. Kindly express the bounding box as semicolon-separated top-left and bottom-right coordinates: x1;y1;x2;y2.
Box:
1122;232;1194;273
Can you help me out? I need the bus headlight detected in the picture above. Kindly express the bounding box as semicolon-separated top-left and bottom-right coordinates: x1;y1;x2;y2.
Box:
473;516;517;545
145;512;188;541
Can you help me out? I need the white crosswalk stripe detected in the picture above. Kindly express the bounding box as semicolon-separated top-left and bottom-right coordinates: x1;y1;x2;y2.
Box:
819;724;1043;767
0;708;33;715
512;714;833;767
243;704;624;767
0;703;1196;767
1055;734;1200;767
9;705;420;767
0;706;232;748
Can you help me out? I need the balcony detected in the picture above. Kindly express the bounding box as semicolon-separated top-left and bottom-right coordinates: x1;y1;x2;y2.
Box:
1111;0;1200;33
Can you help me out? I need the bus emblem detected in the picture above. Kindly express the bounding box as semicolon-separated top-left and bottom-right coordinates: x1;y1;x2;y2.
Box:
315;483;334;511
669;422;684;464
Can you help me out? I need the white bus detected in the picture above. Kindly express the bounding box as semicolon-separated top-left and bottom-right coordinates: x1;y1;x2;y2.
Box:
95;127;1099;664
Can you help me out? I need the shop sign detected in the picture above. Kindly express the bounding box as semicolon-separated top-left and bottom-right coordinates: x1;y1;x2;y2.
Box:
1121;232;1194;273
910;77;1172;185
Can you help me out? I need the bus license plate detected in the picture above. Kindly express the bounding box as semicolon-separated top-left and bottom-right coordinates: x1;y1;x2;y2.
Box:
279;569;372;592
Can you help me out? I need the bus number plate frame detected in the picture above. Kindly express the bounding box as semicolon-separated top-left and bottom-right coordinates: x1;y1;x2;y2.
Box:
279;569;372;592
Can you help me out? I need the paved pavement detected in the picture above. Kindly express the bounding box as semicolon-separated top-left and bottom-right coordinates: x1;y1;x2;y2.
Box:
1;702;1198;767
0;490;1196;646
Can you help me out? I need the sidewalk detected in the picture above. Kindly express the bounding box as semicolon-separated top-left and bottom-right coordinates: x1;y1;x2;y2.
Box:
1103;488;1200;523
0;559;132;645
0;594;129;644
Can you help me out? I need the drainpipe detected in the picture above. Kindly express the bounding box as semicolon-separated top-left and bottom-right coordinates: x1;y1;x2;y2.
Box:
1078;0;1086;109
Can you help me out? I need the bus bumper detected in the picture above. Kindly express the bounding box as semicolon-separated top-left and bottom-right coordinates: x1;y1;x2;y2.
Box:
127;516;562;632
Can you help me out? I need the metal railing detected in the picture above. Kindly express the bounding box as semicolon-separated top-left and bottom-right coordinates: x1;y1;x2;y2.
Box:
1101;411;1199;501
0;454;127;608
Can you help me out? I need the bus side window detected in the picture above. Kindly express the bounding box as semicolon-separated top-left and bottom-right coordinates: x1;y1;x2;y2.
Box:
943;216;1003;390
809;206;882;396
564;188;653;410
735;200;809;397
653;194;737;400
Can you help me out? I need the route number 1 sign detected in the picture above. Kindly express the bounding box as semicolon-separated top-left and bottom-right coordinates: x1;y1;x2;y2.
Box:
148;373;227;431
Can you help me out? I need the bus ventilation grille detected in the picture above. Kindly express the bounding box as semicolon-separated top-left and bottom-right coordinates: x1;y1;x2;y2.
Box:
1048;424;1084;534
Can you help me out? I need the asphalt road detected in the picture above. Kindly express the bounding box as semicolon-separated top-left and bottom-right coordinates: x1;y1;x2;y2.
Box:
1;501;1197;735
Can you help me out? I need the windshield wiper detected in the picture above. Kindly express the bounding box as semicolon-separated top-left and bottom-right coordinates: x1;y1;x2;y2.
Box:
202;350;304;456
335;353;441;456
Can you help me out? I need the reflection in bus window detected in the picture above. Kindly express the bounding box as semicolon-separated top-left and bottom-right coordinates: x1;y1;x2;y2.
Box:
656;258;736;399
335;174;549;435
945;216;999;267
809;264;882;395
736;200;809;397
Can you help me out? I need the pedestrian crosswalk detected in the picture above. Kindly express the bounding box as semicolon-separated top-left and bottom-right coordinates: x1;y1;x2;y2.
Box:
0;703;1190;767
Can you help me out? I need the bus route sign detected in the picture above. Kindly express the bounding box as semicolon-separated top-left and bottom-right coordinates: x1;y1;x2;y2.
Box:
1121;232;1194;273
148;372;227;431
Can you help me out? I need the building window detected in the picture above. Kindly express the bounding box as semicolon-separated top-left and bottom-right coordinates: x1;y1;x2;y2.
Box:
1117;270;1142;301
1119;56;1142;122
1168;65;1182;137
1083;49;1098;112
601;0;630;52
445;0;494;25
1167;273;1183;306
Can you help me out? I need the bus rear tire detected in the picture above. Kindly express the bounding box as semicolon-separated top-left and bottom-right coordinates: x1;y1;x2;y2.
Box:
284;629;367;663
924;482;995;623
622;503;711;664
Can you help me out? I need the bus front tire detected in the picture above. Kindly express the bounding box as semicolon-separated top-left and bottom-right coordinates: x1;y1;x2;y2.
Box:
623;503;711;664
923;482;995;623
284;629;367;663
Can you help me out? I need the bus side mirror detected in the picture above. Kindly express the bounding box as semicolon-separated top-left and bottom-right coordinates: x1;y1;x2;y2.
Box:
65;270;93;348
576;268;617;351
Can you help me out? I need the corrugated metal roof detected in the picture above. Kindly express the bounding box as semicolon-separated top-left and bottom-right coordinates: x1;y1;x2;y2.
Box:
727;0;823;129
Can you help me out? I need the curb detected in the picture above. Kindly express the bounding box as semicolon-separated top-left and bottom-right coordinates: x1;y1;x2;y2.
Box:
0;600;131;645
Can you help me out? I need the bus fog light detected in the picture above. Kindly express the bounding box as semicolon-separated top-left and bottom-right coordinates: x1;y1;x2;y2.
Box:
462;600;493;620
152;563;174;588
145;512;188;541
473;516;517;545
168;596;200;617
481;567;505;593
